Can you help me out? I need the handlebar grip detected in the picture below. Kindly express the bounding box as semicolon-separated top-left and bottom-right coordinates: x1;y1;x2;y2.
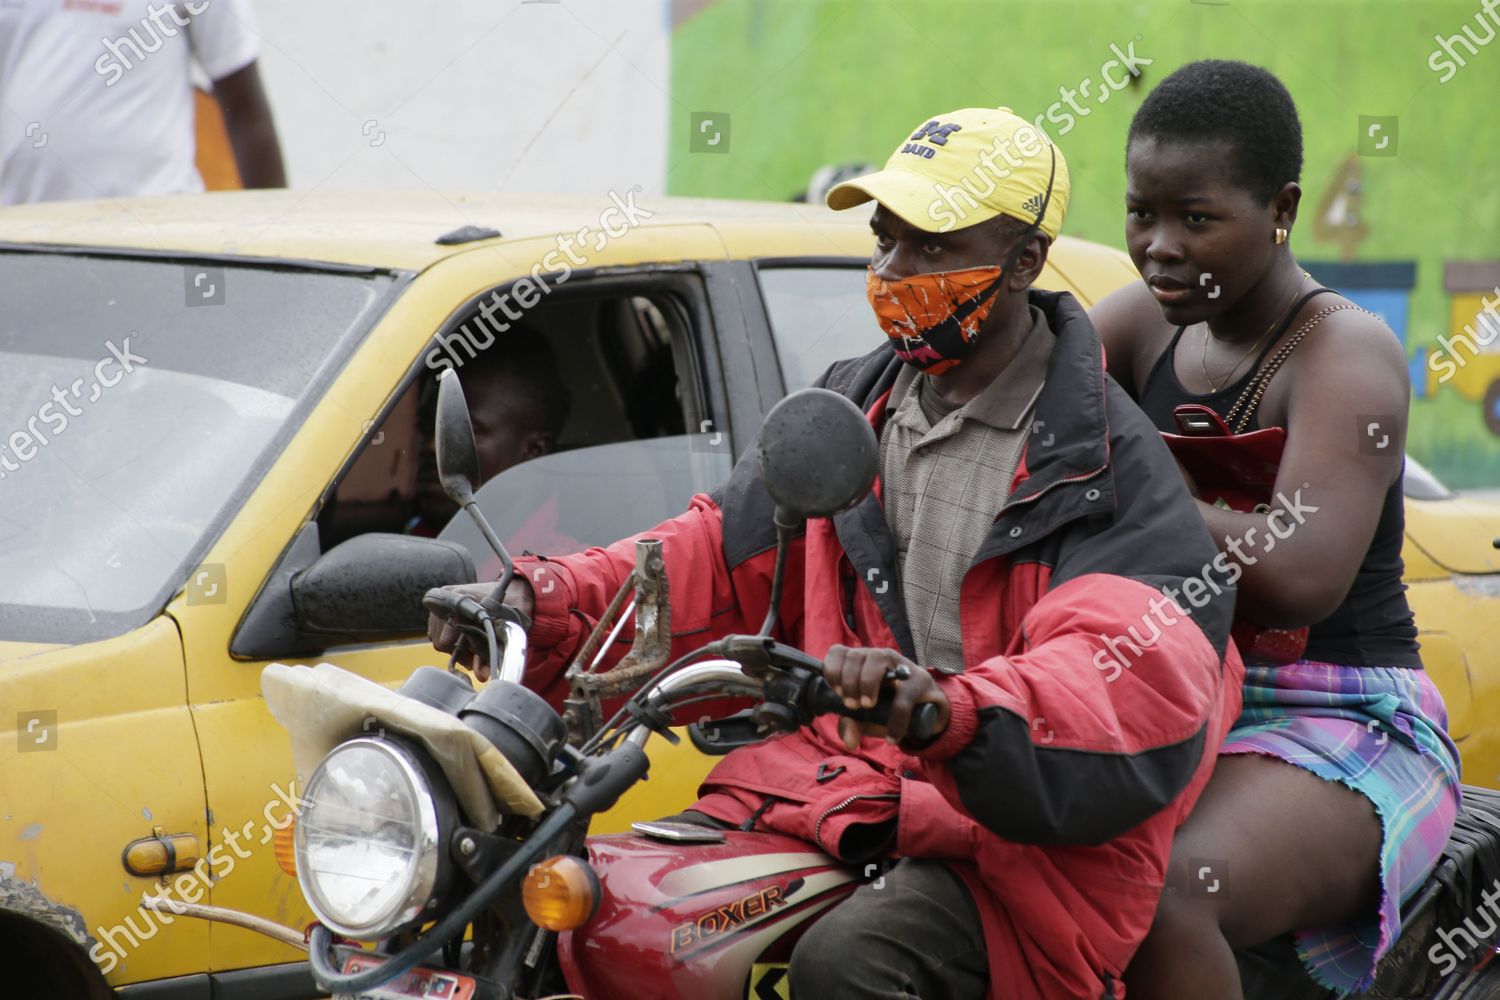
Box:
808;677;941;744
422;588;489;622
475;578;532;633
424;587;507;670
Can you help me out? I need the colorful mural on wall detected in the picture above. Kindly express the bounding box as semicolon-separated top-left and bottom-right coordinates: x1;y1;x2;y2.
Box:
667;0;1500;488
1426;262;1500;432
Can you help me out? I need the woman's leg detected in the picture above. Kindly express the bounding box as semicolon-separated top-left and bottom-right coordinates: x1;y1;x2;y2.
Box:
1124;753;1383;1000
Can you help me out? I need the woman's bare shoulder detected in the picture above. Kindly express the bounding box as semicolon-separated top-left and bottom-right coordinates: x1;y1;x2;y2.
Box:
1261;290;1410;429
1088;280;1173;395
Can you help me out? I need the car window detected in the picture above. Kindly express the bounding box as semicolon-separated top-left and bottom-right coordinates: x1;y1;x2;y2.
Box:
0;251;397;643
756;265;873;391
441;435;731;566
324;281;731;563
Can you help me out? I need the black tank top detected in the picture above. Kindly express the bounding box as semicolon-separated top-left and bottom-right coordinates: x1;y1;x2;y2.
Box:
1137;290;1421;668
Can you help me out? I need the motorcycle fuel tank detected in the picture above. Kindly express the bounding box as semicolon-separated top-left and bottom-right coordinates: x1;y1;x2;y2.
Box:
558;830;858;999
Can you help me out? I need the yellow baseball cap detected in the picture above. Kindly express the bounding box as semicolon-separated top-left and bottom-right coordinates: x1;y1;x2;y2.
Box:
826;107;1070;238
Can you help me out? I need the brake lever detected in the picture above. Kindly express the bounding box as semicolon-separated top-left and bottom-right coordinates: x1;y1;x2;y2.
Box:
707;634;823;679
422;588;492;624
422;587;531;675
489;599;532;634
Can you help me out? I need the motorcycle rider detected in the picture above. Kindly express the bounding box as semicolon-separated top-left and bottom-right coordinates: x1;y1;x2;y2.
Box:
432;107;1245;999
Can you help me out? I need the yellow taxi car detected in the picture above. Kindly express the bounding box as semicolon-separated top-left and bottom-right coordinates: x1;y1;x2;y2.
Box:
1;190;1497;998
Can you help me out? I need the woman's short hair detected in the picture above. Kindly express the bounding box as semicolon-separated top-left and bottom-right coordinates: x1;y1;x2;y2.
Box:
1127;59;1303;204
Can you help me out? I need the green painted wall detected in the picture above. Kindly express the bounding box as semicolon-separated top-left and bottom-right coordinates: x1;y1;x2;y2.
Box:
669;0;1500;488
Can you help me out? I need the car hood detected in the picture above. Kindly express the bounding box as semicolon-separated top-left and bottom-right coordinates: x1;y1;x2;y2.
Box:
0;640;67;662
1405;493;1500;575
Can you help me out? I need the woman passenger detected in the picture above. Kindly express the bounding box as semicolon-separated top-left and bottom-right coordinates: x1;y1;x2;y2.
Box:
1091;59;1462;998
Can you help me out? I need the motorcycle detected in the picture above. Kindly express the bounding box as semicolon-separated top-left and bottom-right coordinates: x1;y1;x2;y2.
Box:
233;370;1500;999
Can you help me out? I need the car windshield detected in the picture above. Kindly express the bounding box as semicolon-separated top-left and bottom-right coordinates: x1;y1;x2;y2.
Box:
0;250;399;643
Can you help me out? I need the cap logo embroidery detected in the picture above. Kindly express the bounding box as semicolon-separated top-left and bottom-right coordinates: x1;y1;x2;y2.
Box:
900;120;963;159
1021;192;1045;215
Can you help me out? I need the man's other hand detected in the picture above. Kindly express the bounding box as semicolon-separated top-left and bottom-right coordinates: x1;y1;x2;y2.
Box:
426;578;535;681
823;645;950;750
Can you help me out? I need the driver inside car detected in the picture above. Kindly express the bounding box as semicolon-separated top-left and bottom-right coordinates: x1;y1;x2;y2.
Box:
408;333;572;537
431;107;1244;999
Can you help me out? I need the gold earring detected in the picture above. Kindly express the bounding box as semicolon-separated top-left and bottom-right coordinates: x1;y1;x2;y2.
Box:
1274;227;1289;245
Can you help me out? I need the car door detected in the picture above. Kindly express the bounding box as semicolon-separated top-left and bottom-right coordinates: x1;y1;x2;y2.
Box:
429;266;744;831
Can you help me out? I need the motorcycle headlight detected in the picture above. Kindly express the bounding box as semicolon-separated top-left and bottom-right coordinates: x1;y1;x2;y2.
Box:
294;737;448;938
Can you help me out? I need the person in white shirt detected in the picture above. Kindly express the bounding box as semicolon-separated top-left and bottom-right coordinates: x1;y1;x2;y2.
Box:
0;0;284;204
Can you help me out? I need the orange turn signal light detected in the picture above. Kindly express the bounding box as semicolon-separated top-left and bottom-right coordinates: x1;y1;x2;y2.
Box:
522;855;599;932
273;820;297;878
121;832;200;877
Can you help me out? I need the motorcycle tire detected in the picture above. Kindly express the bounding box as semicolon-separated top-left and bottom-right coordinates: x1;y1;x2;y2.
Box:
1449;960;1500;1000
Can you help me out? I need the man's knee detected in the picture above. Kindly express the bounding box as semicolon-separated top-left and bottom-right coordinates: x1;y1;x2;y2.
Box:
788;900;877;994
788;861;986;996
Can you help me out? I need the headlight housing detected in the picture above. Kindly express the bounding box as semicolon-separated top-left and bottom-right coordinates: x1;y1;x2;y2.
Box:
294;737;452;938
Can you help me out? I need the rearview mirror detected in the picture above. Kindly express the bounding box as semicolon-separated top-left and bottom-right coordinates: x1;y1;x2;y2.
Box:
432;362;518;594
756;387;878;525
435;368;481;507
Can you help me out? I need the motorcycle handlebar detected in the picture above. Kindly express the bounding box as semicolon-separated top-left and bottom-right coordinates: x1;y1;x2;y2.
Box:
421;587;489;623
625;659;763;747
621;656;941;747
806;675;942;744
421;588;529;684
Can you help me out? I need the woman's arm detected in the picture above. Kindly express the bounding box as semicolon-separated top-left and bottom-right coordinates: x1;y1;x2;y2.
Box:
1197;309;1409;627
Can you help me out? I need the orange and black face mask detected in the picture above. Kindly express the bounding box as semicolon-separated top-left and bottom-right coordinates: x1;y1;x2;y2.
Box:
866;265;1007;375
867;145;1056;375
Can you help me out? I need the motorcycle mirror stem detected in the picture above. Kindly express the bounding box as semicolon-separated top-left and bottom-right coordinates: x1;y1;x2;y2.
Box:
754;388;880;637
434;368;518;613
757;521;797;637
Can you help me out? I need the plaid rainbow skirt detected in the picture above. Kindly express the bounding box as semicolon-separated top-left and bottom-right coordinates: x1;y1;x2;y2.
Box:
1222;660;1463;993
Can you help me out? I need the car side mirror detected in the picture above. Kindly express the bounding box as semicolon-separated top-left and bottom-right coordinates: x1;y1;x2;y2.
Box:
293;533;476;642
231;528;476;658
